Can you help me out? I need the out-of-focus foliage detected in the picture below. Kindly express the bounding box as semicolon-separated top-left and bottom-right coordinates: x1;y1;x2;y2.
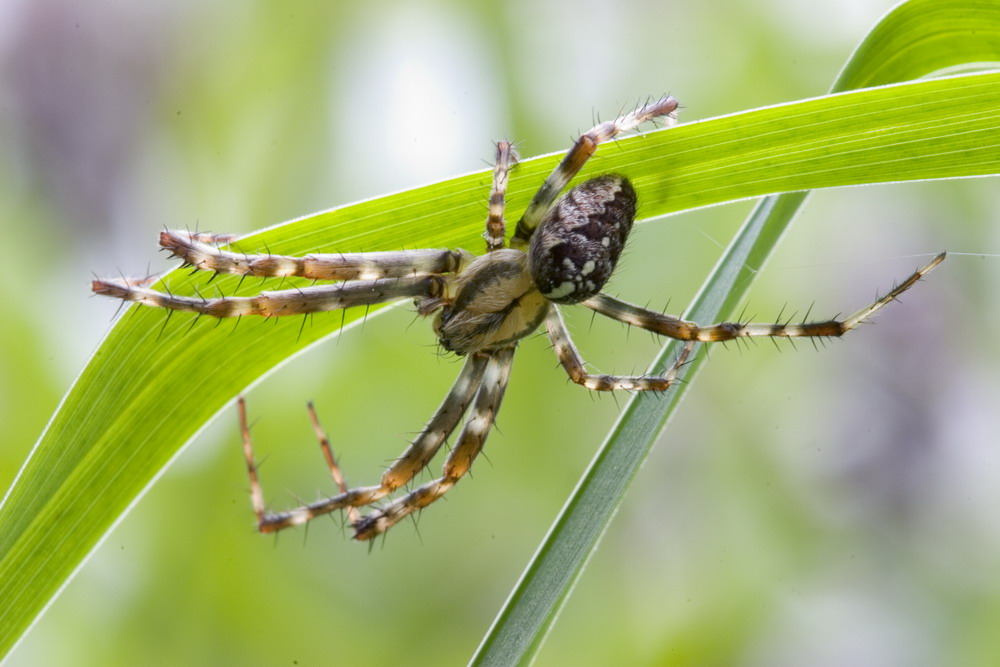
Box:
2;1;998;665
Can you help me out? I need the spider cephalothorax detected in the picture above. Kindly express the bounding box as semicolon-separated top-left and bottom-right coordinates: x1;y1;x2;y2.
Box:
93;96;944;541
430;248;546;355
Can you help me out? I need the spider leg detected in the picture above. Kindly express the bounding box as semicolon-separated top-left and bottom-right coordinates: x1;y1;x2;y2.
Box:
240;395;385;534
582;253;945;342
511;95;679;248
351;346;515;540
545;307;693;391
484;141;518;252
183;230;239;245
306;400;360;527
239;397;267;529
92;274;444;317
240;353;491;534
379;352;491;489
160;229;470;280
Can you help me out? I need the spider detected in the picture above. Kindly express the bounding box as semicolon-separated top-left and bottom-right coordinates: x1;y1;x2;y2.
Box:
93;96;945;541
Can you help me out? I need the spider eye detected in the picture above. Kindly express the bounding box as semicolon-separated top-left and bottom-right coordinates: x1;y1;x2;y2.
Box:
528;175;636;304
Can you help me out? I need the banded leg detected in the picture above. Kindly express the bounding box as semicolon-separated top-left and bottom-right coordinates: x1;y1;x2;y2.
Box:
241;353;491;534
160;229;471;281
484;141;518;252
545;307;694;391
352;346;515;540
511;95;679;247
306;400;361;527
582;253;946;342
92;274;444;318
183;230;239;245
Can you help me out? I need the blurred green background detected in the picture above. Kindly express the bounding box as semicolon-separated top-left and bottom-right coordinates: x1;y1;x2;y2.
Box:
2;1;999;665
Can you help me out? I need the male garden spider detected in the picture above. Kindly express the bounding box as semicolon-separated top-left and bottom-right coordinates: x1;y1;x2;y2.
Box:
93;96;944;541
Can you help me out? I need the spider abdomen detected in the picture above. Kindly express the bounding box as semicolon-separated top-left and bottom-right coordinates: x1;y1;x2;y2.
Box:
527;174;636;304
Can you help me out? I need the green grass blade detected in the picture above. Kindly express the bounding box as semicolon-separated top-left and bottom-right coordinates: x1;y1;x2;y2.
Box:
473;193;807;665
3;70;999;660
834;0;1000;90
3;1;1000;656
471;0;1000;663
